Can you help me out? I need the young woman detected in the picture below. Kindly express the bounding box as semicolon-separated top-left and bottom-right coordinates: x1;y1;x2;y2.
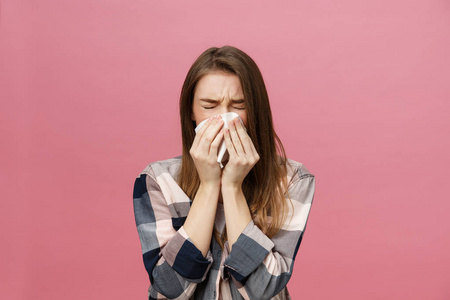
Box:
133;46;316;300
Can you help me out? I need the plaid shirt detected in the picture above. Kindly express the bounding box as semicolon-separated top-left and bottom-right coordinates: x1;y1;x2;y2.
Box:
133;156;315;300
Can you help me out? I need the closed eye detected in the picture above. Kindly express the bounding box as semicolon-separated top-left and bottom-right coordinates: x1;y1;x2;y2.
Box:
203;106;245;110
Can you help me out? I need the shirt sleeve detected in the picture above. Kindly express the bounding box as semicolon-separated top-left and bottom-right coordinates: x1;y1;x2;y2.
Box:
133;167;213;300
223;170;316;300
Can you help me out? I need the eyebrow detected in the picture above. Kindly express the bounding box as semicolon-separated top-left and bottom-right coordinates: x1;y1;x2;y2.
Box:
199;98;245;103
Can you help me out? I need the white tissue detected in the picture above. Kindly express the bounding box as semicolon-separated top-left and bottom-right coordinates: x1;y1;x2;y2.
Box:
194;112;245;168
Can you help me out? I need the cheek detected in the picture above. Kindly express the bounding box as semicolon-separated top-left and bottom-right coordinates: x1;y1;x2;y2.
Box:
192;105;208;123
193;111;213;125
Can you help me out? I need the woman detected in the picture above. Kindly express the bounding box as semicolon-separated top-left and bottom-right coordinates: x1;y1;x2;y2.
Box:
133;46;316;300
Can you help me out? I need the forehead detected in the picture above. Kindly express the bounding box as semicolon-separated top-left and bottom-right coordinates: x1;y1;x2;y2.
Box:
194;71;243;98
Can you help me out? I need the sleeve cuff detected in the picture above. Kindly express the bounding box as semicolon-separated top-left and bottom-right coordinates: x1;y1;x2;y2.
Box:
161;226;213;282
223;220;274;284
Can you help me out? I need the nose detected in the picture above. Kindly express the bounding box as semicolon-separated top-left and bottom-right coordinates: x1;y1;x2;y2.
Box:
216;105;231;116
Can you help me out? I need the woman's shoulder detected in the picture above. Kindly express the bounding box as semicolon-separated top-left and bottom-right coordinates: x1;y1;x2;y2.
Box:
138;156;182;179
285;158;315;180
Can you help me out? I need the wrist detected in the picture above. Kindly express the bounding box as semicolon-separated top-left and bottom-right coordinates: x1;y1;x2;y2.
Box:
221;182;243;195
199;181;221;193
221;176;244;189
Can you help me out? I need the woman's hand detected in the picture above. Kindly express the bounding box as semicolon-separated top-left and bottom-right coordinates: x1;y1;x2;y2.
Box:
221;117;260;189
189;115;224;187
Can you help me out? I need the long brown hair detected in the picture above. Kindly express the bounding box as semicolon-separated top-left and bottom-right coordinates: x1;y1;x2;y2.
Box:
178;46;291;247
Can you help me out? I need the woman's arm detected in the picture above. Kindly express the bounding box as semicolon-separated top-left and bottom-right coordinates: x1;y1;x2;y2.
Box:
221;185;252;249
223;174;315;299
221;118;316;299
221;118;259;249
133;170;213;300
133;116;225;299
183;183;220;256
184;115;224;256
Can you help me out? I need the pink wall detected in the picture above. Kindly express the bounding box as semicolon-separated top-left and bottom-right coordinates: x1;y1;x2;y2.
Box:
1;1;449;299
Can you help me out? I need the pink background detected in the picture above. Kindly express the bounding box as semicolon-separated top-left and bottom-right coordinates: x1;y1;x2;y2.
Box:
1;1;449;299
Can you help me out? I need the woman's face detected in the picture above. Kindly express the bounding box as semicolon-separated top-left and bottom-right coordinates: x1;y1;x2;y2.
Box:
192;71;248;127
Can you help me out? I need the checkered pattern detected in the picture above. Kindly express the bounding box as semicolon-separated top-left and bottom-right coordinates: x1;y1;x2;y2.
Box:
133;156;315;300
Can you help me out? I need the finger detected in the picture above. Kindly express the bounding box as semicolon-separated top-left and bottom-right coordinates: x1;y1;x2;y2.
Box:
209;128;224;157
228;119;245;155
223;128;237;157
191;117;214;151
233;118;259;158
198;116;224;155
233;118;254;155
